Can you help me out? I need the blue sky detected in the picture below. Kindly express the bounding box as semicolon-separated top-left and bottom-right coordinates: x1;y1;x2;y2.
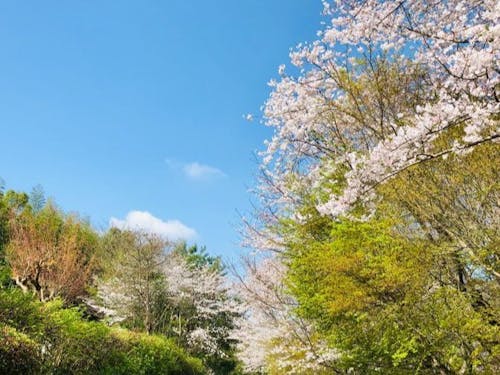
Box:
0;1;323;261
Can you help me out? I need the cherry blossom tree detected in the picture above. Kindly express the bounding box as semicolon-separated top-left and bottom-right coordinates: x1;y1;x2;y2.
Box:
239;1;499;371
161;252;241;368
259;0;499;219
232;256;338;373
96;230;240;373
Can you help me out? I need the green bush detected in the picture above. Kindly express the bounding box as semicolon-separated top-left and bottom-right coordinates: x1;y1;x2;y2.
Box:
0;288;207;374
0;324;42;374
106;329;205;375
0;288;44;337
41;301;118;374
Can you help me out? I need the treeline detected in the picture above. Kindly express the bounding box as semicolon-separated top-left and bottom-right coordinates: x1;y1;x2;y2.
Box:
0;187;241;374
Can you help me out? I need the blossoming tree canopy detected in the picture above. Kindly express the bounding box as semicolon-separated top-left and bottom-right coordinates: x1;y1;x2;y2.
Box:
260;0;499;217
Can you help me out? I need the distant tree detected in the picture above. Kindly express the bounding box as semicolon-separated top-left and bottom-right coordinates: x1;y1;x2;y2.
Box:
28;185;45;213
98;230;241;373
2;190;29;214
6;203;97;303
173;241;222;271
161;251;241;373
98;229;169;334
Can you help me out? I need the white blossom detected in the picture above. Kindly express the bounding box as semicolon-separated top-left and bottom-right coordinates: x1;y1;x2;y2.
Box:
256;0;499;220
232;256;339;373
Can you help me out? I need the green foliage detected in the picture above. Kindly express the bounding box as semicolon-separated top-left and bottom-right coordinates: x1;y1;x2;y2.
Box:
108;329;205;375
0;325;42;375
2;190;29;213
0;193;8;257
281;153;500;373
0;287;207;374
289;219;425;320
0;185;218;373
286;212;499;373
41;300;118;374
173;241;223;272
0;288;45;337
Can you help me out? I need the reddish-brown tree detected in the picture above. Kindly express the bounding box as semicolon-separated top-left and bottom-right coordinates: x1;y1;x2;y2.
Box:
7;204;97;303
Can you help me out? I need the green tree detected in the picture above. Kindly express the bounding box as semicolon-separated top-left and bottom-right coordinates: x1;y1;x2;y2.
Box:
284;143;499;373
173;241;223;272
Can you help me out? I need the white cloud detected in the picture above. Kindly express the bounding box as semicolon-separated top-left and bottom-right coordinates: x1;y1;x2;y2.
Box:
165;158;226;181
109;211;197;240
183;162;226;180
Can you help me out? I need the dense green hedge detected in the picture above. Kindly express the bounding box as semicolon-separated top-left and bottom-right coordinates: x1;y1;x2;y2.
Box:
0;288;205;374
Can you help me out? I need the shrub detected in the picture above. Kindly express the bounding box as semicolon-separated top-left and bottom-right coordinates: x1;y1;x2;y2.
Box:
0;325;42;374
107;329;205;375
0;288;207;374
